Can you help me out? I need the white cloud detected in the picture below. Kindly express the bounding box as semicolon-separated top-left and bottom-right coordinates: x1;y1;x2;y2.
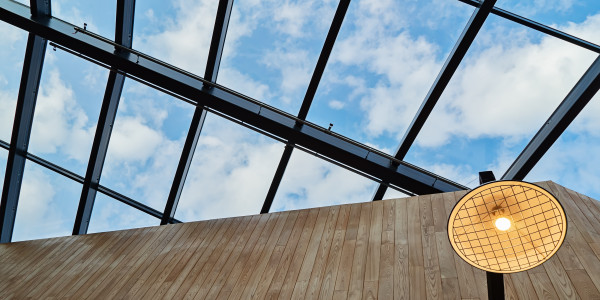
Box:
135;0;219;76
328;100;345;109
29;70;96;163
272;149;378;211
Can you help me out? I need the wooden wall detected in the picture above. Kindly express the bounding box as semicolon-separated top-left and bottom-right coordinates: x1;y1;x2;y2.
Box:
1;181;599;299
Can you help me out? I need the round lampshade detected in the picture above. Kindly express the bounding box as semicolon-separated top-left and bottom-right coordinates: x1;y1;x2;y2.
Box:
447;181;567;273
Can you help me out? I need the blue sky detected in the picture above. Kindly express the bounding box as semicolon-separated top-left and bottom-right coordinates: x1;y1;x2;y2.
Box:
1;0;600;241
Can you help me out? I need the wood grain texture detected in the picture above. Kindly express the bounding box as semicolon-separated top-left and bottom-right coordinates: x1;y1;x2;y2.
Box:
1;181;599;299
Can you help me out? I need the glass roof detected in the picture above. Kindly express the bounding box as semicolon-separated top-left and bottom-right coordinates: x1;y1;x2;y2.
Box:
406;13;597;187
1;0;599;241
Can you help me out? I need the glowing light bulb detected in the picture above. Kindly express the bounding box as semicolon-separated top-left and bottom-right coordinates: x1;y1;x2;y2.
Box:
495;217;511;231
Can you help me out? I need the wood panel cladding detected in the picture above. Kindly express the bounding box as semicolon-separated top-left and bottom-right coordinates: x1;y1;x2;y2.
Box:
1;181;600;299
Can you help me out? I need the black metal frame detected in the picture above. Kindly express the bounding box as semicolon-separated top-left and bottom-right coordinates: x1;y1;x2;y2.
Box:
0;0;599;242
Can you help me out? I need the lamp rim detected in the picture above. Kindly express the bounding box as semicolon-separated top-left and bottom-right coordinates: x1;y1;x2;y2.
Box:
447;180;568;273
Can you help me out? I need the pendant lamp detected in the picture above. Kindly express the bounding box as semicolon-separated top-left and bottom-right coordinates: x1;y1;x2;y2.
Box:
448;181;566;273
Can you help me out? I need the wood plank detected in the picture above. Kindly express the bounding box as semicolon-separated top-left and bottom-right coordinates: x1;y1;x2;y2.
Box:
333;203;361;298
420;195;442;300
567;269;600;300
111;220;198;299
435;232;458;279
543;254;578;299
378;200;395;300
347;202;372;300
146;217;241;300
123;222;199;299
210;213;273;299
557;241;584;271
303;206;340;299
563;223;600;294
319;204;351;300
73;224;170;299
276;207;320;299
155;218;224;299
362;201;382;299
431;192;447;233
504;274;520;300
529;272;559;300
548;183;600;244
442;191;479;299
566;188;600;235
251;210;299;299
394;197;409;300
407;197;425;299
508;269;539;299
291;206;332;299
0;235;80;297
230;212;289;300
441;277;461;300
472;267;488;299
18;231;111;298
265;209;310;299
43;226;136;298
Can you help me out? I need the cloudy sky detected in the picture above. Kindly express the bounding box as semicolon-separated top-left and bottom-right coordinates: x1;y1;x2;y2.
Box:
1;0;599;241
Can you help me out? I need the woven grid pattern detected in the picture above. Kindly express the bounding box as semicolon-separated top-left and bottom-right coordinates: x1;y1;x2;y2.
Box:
449;182;566;273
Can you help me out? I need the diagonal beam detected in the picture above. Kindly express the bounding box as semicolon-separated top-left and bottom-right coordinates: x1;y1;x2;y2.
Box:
502;56;600;181
0;0;50;243
0;0;467;196
260;0;351;214
161;0;233;225
371;0;496;201
458;0;600;54
73;0;136;235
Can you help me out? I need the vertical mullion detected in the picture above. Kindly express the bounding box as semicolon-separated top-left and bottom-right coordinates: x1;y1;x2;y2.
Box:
160;0;234;225
0;0;51;243
72;0;135;235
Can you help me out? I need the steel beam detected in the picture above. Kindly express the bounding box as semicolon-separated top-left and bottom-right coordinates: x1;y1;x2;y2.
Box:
458;0;600;54
502;56;600;181
0;0;467;195
0;0;50;243
372;0;495;200
260;0;351;213
73;0;135;235
161;0;233;225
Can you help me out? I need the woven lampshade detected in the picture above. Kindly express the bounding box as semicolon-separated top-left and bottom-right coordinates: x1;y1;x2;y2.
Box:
448;181;567;273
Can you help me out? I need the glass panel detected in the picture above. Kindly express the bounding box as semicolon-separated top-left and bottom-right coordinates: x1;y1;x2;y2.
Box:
0;22;27;143
28;47;107;176
52;0;116;39
405;14;597;187
0;149;7;193
100;80;193;211
12;161;81;242
305;0;475;154
495;0;600;41
175;114;285;222
383;187;410;200
526;93;600;201
133;0;218;77
217;1;337;114
88;192;158;234
270;150;378;212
